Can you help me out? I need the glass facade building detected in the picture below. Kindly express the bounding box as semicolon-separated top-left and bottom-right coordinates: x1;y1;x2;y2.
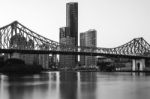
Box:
80;29;97;67
59;2;78;69
66;2;78;45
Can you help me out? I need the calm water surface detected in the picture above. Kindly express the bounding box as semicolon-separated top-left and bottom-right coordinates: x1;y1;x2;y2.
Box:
1;72;150;99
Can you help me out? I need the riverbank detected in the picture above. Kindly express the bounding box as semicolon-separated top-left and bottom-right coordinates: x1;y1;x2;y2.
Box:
0;58;44;75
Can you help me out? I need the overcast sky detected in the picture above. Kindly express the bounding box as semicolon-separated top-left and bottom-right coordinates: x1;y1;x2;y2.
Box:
0;0;150;48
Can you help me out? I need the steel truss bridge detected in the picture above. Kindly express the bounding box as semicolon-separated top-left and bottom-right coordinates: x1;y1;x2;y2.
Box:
0;21;150;59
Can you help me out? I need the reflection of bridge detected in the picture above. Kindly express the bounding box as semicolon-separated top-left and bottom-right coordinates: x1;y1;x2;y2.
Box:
0;21;150;71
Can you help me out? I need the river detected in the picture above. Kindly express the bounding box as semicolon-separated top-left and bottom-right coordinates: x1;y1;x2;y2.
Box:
0;72;150;99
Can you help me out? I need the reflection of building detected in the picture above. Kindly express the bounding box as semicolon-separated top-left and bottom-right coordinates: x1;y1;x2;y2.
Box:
59;72;78;99
7;74;50;99
80;29;97;67
59;2;78;69
77;72;97;99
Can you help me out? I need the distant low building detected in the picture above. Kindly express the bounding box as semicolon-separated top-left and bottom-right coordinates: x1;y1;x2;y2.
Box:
9;34;36;65
49;54;59;69
97;57;133;71
38;44;49;69
8;34;50;69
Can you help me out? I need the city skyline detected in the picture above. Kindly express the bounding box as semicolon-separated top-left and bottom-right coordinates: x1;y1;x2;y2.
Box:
0;0;150;48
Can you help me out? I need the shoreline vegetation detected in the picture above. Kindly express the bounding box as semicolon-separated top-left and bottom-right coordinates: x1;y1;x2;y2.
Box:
1;59;150;75
0;58;44;75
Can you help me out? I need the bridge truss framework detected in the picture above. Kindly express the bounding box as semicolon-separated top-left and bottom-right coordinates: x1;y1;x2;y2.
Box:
0;21;150;59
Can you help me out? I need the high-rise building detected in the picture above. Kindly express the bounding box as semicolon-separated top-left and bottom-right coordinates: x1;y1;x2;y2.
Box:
59;27;76;69
59;27;70;38
59;2;78;69
66;2;78;45
80;29;97;67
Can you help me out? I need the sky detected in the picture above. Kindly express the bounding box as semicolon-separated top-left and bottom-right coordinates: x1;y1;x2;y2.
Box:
0;0;150;48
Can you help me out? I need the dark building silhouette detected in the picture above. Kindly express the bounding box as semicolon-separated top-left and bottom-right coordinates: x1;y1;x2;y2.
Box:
59;2;78;69
59;27;70;38
66;2;78;46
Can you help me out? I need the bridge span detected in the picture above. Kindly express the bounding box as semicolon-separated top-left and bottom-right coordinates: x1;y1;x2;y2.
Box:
0;49;150;60
0;21;150;71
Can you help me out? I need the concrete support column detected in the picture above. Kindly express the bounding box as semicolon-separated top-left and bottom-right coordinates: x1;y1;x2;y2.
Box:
139;59;145;71
8;54;11;59
132;59;145;71
11;52;20;59
132;59;136;71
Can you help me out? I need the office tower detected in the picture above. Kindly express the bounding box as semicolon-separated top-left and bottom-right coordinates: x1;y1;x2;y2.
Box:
80;29;97;67
59;2;78;69
59;27;76;69
66;2;78;46
67;2;78;68
59;27;70;38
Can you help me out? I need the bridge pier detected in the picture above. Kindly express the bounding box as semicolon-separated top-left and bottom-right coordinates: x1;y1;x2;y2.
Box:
10;52;20;59
132;59;145;71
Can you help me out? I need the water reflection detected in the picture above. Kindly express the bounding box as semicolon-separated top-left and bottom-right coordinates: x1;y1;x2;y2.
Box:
78;72;97;99
59;72;97;99
7;73;49;99
131;72;150;76
0;72;60;99
1;72;150;99
59;72;78;99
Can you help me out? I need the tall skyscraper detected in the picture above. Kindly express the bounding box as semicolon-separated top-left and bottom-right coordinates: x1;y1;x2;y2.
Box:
66;2;78;46
59;2;78;69
80;29;97;67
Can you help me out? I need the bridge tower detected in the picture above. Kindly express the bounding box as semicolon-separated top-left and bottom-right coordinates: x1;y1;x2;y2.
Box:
132;59;145;71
